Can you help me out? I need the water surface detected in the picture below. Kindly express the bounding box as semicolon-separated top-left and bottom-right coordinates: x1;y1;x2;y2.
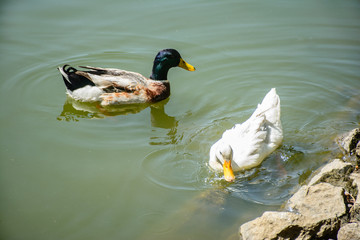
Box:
1;0;360;239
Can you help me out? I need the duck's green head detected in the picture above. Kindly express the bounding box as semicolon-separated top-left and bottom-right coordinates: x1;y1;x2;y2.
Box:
150;49;195;80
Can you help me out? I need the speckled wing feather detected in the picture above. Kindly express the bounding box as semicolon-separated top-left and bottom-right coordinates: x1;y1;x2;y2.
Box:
78;66;148;92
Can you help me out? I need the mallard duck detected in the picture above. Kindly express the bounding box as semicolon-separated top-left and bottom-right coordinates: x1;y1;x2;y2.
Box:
209;88;283;182
57;49;195;106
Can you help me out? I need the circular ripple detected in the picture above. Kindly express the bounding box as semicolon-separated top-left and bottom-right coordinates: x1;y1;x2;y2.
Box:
136;211;174;236
141;148;208;191
225;145;305;205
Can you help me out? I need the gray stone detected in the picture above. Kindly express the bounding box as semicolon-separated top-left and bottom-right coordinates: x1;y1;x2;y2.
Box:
240;129;360;240
240;211;302;240
356;141;360;158
337;222;360;240
288;183;346;219
350;172;360;203
349;172;360;222
308;159;353;186
337;128;360;159
240;183;346;240
287;183;346;239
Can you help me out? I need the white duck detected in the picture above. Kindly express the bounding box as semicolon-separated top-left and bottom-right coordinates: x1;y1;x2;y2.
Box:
209;88;283;182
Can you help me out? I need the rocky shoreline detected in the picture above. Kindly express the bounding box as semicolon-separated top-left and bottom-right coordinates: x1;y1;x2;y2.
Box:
239;128;360;240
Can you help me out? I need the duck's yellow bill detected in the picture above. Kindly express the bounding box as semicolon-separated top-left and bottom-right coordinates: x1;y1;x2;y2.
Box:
178;58;196;71
223;160;235;182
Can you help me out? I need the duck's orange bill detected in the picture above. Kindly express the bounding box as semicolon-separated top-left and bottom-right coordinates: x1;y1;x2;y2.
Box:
223;160;235;182
178;58;196;71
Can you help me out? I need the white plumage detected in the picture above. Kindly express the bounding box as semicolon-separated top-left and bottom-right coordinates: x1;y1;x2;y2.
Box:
209;88;283;180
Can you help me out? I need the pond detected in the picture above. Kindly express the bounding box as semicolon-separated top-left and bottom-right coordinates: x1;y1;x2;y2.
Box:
1;0;359;239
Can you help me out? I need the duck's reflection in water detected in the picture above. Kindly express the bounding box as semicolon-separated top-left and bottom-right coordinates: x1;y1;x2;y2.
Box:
57;97;151;121
149;102;179;145
57;97;179;144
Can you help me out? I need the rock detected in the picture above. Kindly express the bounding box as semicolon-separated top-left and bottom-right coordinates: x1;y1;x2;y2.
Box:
337;128;360;160
240;211;302;240
287;183;346;219
349;172;360;222
287;183;346;239
240;128;360;240
337;222;360;240
288;183;346;239
240;183;346;240
308;159;353;186
350;172;360;202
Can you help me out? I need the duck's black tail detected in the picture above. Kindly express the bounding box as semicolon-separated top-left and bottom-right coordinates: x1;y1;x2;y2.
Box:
57;65;95;92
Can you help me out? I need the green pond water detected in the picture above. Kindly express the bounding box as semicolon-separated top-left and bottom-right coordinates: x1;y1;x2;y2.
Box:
1;0;360;239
